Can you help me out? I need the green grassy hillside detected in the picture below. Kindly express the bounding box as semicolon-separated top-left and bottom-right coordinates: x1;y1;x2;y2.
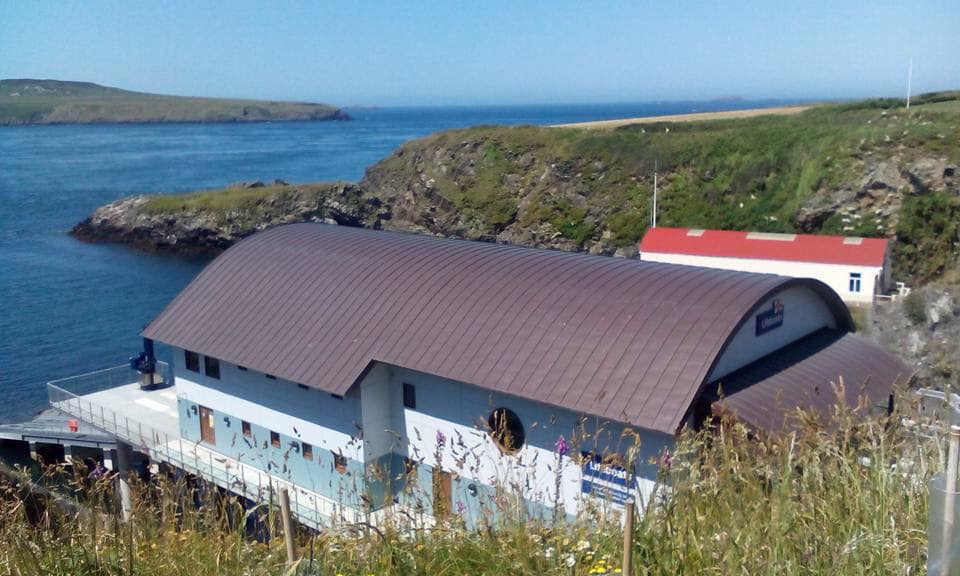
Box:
361;92;960;283
0;79;349;124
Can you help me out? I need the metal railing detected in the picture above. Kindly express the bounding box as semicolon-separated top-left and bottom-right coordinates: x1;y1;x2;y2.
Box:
46;367;361;531
47;362;171;397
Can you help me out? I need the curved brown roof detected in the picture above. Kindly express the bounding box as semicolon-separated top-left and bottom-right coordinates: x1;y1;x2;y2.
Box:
713;330;909;432
144;224;853;433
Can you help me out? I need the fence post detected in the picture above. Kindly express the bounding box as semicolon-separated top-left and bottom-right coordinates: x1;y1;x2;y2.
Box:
942;426;960;575
622;499;635;576
280;488;297;568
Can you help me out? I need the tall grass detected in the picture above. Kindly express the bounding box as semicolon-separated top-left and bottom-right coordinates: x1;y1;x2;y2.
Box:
0;399;942;575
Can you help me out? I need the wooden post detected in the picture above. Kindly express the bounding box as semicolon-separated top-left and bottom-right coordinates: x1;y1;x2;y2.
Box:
942;425;960;574
622;499;634;576
279;488;297;568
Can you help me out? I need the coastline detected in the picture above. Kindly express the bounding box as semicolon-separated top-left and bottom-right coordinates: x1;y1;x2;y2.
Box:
550;104;813;129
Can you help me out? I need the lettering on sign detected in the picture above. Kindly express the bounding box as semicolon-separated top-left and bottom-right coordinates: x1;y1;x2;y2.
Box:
580;451;633;505
755;298;784;336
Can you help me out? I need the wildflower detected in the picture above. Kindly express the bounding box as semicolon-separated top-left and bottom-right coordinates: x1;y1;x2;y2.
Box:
436;430;446;447
456;500;466;513
563;552;576;567
555;435;569;456
660;449;672;470
544;546;555;559
576;539;591;552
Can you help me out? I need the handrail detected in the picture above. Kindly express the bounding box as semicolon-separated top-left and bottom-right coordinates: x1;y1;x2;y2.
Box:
46;377;352;531
47;364;132;386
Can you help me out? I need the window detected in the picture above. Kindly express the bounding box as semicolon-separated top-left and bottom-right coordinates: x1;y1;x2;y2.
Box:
270;431;281;448
184;350;200;373
333;451;347;474
266;374;277;380
241;421;252;438
297;384;309;390
488;407;525;453
403;383;416;409
204;356;220;379
302;442;313;460
237;365;248;372
849;272;862;293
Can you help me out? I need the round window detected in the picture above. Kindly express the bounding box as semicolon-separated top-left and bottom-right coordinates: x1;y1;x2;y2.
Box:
488;407;525;453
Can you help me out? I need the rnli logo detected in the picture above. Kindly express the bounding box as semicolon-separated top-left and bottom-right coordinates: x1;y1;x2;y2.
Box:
755;298;785;336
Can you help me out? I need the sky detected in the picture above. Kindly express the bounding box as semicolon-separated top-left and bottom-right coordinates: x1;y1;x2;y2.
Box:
1;0;957;107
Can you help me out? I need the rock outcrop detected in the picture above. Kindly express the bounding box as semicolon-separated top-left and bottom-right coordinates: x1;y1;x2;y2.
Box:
72;182;386;254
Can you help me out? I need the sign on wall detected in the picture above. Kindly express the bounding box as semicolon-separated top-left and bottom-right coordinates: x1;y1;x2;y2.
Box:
580;452;632;505
755;298;785;336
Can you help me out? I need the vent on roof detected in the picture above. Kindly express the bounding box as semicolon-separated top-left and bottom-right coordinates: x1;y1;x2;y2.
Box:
745;232;797;242
843;237;864;245
686;229;706;237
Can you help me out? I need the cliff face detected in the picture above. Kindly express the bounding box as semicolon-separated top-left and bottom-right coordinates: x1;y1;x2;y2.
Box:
73;95;960;280
72;182;386;254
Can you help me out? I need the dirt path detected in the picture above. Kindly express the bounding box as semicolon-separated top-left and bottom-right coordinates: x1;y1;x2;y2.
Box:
551;104;814;129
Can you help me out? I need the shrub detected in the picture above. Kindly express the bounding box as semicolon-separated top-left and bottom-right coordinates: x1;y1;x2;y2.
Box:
903;291;927;326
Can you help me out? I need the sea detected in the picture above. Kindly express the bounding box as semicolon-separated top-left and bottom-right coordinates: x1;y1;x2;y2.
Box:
0;99;794;423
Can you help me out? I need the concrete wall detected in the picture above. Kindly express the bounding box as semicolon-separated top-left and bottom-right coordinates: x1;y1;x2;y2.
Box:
171;347;673;527
173;348;365;506
641;252;884;304
363;365;672;526
708;284;838;381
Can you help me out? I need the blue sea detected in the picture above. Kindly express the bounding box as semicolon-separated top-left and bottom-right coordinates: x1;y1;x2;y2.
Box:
0;100;794;422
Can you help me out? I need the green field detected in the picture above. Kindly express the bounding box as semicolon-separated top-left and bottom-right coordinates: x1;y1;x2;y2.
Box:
0;79;348;124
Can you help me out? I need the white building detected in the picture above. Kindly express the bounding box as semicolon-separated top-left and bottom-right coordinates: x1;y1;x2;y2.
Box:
639;227;891;305
125;224;905;527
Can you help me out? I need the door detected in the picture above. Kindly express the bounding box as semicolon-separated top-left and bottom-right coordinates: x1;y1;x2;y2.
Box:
432;469;452;518
199;406;216;445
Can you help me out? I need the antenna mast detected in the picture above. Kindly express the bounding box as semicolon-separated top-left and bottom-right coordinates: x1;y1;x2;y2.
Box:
906;58;913;109
652;159;658;228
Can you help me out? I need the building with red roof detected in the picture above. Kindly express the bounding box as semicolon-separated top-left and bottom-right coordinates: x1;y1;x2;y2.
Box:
639;227;890;304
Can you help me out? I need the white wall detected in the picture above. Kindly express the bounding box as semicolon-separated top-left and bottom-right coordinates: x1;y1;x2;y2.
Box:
641;252;884;304
172;349;364;463
708;284;838;381
380;366;672;516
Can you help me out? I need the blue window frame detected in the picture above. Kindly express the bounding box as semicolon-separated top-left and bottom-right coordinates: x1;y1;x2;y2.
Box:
849;272;862;293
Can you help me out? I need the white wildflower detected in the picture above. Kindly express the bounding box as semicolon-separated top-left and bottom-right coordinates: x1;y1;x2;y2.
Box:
576;539;591;552
564;553;576;567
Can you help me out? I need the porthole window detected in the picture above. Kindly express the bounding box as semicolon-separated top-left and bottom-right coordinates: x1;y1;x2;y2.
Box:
487;407;525;453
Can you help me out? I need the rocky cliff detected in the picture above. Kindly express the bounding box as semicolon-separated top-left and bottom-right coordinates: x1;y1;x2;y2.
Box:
72;181;385;254
73;94;960;281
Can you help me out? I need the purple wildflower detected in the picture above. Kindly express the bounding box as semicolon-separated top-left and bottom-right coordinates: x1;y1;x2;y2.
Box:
456;500;466;514
436;430;446;447
555;435;569;457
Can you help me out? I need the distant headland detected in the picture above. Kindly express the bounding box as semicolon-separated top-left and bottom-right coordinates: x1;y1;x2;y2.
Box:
0;79;350;125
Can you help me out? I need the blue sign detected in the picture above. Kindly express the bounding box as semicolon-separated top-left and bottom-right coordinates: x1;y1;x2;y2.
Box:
580;452;632;505
755;298;785;336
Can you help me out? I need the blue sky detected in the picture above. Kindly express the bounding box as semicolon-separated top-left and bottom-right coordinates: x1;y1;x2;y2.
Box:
1;0;957;106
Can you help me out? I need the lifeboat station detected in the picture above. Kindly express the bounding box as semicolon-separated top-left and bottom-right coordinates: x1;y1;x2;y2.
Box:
5;224;908;528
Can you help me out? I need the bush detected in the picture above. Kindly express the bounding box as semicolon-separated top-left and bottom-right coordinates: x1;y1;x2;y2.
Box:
903;291;927;326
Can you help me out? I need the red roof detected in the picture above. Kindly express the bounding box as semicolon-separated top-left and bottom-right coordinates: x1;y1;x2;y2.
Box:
639;227;887;267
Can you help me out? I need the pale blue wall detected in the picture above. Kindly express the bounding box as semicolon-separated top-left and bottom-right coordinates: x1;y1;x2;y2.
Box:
178;398;365;507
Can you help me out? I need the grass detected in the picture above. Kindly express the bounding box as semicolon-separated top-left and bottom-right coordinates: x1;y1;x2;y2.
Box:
0;79;346;124
140;182;366;229
367;92;960;281
0;392;943;575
